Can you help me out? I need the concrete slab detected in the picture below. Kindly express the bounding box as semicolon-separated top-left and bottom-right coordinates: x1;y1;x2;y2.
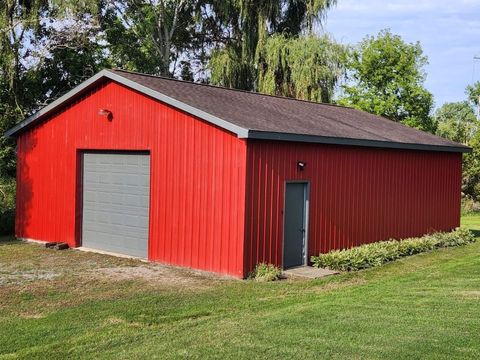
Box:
76;247;149;262
284;266;339;279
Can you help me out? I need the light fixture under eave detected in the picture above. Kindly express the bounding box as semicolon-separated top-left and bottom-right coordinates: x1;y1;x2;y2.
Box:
297;161;306;171
98;108;113;121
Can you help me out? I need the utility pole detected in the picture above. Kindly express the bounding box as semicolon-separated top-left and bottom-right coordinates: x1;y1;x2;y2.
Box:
475;56;480;119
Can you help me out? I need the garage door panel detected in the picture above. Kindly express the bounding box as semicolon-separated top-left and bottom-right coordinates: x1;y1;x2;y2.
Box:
82;153;150;258
84;225;146;240
84;203;149;216
86;185;149;197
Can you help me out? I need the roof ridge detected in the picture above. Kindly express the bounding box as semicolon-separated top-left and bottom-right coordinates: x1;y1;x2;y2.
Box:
109;68;354;110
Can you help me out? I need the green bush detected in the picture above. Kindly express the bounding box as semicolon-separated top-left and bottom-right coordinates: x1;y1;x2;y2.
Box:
0;178;15;235
249;263;283;282
461;196;480;215
311;228;476;271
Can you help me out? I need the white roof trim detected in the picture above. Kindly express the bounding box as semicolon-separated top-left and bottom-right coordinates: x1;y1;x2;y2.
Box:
5;69;249;138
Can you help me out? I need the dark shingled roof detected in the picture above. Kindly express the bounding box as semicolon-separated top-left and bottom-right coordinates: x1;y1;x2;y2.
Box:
5;69;470;153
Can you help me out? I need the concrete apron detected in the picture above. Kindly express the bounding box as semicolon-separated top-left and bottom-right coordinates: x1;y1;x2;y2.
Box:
284;266;339;279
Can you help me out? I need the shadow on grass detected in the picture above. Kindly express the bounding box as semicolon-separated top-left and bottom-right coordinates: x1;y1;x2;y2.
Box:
0;236;19;245
470;229;480;238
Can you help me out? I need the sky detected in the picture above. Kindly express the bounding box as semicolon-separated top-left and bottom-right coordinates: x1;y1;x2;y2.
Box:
324;0;480;109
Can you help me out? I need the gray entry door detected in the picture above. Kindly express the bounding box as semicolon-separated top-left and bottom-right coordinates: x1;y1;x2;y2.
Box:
283;183;308;268
82;153;150;258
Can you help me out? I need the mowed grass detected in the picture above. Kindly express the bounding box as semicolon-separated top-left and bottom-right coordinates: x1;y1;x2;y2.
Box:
461;212;480;236
1;217;480;360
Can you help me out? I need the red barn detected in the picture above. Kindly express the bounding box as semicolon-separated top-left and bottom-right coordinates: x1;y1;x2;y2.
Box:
6;69;469;278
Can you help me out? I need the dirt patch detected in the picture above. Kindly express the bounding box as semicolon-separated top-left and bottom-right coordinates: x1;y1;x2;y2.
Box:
0;241;233;319
88;263;230;290
1;241;230;288
457;290;480;299
0;269;60;286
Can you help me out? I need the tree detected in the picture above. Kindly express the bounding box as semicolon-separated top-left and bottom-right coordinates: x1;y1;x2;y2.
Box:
463;130;480;201
466;81;480;117
339;29;436;133
0;1;103;177
102;0;197;77
434;89;480;201
208;0;338;91
435;101;478;144
0;0;48;178
463;83;480;201
255;34;346;102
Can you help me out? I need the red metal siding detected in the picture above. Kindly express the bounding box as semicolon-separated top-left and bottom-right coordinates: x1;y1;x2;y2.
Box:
244;140;462;273
15;80;247;277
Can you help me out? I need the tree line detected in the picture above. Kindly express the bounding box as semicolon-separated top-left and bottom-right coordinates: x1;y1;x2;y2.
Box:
1;0;479;233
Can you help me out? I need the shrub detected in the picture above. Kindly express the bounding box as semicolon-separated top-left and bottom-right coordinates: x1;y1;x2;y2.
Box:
249;263;283;282
461;196;480;215
0;178;15;236
311;228;476;271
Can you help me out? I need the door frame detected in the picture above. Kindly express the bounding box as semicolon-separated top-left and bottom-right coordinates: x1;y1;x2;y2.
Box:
282;180;310;268
75;149;152;257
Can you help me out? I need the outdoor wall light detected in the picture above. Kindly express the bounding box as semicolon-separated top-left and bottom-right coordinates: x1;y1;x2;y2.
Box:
297;161;306;171
98;108;113;121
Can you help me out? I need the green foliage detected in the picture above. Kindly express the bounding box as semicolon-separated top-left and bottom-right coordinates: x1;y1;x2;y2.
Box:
339;29;436;133
311;228;476;271
466;81;480;107
434;84;480;201
256;34;346;102
461;197;480;215
208;0;338;91
102;1;197;77
435;101;478;144
209;46;256;90
249;263;283;282
0;105;19;179
0;1;104;183
463;82;480;200
463;129;480;200
1;1;47;178
0;178;15;235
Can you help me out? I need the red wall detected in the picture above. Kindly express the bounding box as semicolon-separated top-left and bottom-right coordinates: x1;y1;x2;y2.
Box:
244;140;462;273
15;80;247;277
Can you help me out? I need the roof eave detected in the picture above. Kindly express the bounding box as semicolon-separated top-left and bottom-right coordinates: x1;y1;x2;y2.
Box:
4;70;111;138
247;131;472;153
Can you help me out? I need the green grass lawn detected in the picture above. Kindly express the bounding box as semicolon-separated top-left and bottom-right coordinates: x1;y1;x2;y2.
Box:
461;212;480;235
1;217;479;359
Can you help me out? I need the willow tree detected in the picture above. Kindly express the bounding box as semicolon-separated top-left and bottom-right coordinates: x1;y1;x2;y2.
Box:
256;34;345;102
208;0;340;94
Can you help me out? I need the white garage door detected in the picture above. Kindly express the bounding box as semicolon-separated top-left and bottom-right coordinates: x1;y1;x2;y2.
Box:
82;153;150;258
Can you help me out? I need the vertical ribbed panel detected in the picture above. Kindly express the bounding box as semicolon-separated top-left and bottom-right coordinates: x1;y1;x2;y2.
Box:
15;81;247;277
244;140;462;273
